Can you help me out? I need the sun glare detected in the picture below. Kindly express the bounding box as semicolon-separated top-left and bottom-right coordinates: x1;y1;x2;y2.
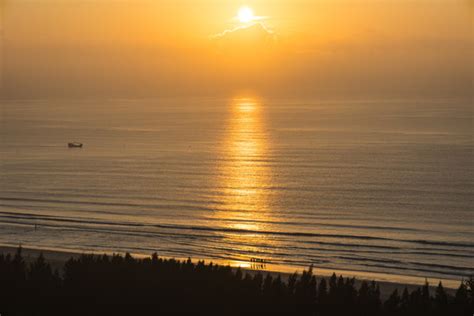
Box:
237;6;255;23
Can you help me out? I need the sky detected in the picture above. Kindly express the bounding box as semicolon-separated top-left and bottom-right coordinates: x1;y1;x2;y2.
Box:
1;0;472;98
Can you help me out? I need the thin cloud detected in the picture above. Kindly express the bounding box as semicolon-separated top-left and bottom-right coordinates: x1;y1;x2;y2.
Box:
209;22;275;41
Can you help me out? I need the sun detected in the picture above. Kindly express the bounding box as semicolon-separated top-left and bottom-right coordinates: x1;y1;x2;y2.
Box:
237;6;255;23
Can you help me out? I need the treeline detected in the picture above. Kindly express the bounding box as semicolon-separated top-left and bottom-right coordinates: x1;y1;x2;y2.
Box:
0;247;472;316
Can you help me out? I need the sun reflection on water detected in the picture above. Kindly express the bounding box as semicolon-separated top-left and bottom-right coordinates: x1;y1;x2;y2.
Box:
213;97;277;268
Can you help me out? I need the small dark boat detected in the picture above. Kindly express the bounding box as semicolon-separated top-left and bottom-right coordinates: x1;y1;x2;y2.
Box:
68;142;83;148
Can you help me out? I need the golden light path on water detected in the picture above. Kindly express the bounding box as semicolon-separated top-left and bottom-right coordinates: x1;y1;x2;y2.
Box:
214;97;277;269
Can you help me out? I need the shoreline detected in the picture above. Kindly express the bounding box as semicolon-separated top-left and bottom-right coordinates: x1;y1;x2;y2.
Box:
0;244;459;299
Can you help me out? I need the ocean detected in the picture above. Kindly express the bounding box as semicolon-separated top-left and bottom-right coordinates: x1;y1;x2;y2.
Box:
0;97;472;286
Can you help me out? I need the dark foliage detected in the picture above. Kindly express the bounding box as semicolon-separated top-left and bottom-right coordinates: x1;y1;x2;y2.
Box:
0;247;471;316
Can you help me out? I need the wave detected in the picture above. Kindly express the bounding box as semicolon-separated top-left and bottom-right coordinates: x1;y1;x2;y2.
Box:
0;196;211;213
356;262;473;278
0;202;421;233
336;255;474;273
0;210;472;250
1;216;472;279
0;197;443;236
2;195;470;234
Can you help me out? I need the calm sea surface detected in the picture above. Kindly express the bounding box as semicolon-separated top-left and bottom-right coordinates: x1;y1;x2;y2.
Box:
0;97;472;285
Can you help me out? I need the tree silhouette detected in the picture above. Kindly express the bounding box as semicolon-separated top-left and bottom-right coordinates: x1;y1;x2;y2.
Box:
384;288;400;313
0;247;471;316
317;278;328;305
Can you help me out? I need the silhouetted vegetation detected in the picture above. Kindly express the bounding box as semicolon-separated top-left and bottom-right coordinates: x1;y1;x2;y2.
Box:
0;247;472;315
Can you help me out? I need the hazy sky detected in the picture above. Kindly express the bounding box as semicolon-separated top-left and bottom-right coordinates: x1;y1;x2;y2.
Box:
1;0;472;98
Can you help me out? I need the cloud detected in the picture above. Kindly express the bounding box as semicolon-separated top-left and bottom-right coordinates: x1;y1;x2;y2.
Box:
209;22;277;46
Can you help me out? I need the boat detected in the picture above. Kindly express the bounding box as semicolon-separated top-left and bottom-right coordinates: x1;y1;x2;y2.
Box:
68;142;83;148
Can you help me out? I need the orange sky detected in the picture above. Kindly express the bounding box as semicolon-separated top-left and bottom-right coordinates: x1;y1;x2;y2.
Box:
1;0;472;98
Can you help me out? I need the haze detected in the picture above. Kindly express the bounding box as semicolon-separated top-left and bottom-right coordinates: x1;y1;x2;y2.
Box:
1;0;472;98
